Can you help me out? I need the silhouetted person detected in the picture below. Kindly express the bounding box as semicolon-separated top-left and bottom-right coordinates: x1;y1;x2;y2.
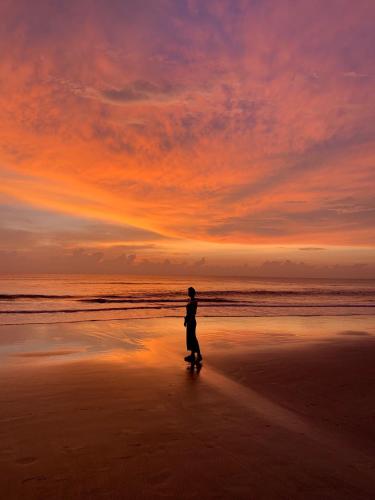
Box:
184;287;202;364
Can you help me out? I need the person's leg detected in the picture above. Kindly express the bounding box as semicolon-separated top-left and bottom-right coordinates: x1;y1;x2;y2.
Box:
185;324;191;361
194;338;202;361
185;322;200;362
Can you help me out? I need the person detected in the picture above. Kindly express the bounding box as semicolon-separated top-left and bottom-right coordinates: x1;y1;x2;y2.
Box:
184;287;202;364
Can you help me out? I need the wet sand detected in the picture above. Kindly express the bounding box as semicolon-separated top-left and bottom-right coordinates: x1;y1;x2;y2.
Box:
0;317;375;499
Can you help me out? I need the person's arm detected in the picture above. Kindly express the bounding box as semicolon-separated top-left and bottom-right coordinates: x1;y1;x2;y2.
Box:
193;299;198;314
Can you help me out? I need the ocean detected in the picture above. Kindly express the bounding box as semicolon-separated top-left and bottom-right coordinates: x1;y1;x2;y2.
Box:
1;274;374;326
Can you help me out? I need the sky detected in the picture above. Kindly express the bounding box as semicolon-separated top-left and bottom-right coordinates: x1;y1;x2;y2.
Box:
0;0;374;277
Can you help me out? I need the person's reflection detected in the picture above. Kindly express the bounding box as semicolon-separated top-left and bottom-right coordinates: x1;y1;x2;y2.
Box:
186;361;202;380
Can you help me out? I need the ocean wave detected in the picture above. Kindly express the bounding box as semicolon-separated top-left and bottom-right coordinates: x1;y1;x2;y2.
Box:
0;294;79;300
79;297;238;304
1;303;375;314
1;312;374;327
0;305;180;314
1;288;374;302
186;289;375;297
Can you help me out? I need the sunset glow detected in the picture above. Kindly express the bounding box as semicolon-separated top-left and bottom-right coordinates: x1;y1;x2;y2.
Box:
1;0;374;276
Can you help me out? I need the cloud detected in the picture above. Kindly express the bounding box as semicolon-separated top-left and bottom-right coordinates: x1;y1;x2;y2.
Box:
0;203;167;250
0;227;39;249
0;203;374;277
0;0;374;266
299;247;325;251
0;247;374;278
101;80;181;104
343;72;369;79
203;195;375;244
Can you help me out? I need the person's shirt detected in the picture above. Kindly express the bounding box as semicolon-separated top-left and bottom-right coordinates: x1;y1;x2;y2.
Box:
185;298;198;321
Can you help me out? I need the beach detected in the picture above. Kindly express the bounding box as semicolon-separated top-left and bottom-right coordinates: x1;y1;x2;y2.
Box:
1;312;375;499
1;1;374;496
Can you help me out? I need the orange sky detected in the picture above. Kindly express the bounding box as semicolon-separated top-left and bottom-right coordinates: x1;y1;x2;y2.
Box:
0;0;374;276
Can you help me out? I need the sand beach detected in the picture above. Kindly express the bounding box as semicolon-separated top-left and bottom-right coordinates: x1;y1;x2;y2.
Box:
1;315;375;499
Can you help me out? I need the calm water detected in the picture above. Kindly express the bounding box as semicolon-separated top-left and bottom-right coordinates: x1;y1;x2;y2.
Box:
0;274;374;326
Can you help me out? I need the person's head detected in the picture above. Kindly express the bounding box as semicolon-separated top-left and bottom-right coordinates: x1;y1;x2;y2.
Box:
188;286;196;299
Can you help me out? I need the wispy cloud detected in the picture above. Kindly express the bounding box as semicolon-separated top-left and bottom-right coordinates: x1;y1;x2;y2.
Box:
101;80;182;104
